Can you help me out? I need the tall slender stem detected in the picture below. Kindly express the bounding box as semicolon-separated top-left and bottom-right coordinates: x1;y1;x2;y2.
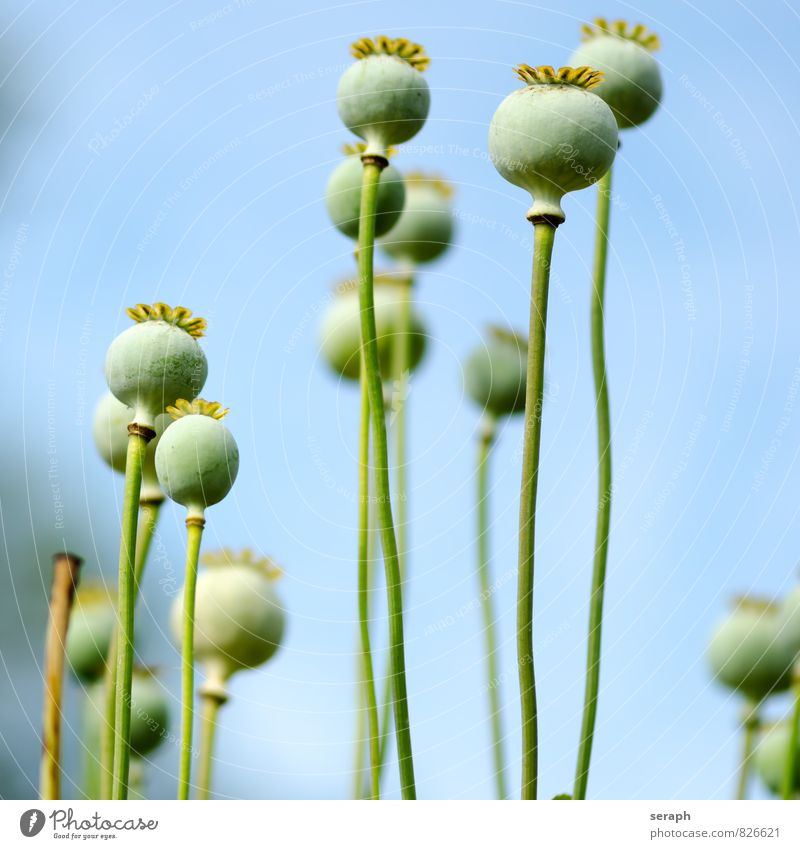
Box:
476;418;508;800
736;702;759;800
782;665;800;799
517;219;557;800
574;167;614;800
178;517;205;800
111;428;151;800
197;688;226;801
358;155;416;799
39;552;82;800
357;360;381;800
100;497;162;799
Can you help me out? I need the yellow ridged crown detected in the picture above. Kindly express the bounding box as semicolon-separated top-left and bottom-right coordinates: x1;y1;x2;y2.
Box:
126;303;207;338
201;547;282;581
404;171;455;199
581;18;661;51
350;36;430;71
515;64;604;90
167;398;229;421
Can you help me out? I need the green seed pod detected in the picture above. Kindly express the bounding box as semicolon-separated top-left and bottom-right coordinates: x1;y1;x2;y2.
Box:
318;274;427;381
84;668;169;759
464;326;527;418
326;145;405;240
379;173;454;266
170;549;285;685
155;400;239;520
65;584;116;683
337;36;430;156
755;722;800;796
104;303;208;429
569;19;662;130
92;391;169;502
707;599;795;701
778;586;800;659
489;65;618;222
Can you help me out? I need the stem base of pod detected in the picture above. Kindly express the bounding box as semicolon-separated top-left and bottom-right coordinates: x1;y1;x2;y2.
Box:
197;680;228;801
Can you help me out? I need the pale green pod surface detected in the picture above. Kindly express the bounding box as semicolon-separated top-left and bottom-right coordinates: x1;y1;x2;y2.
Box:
92;392;131;474
707;605;795;701
84;670;169;759
756;722;800;796
464;328;527;418
379;175;454;265
319;280;427;381
489;66;618;221
325;155;405;239
170;553;285;681
105;320;207;429
155;412;239;515
778;586;800;660
337;38;430;154
570;20;662;129
66;586;116;683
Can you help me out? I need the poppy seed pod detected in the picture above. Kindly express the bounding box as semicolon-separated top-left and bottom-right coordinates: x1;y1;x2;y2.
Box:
170;549;285;686
65;584;116;683
85;668;169;759
379;173;455;266
569;19;662;130
104;304;208;430
755;722;800;796
337;36;430;156
464;326;527;418
779;586;800;658
326;145;406;239
155;400;238;520
707;599;796;701
489;65;618;222
92;392;169;502
319;274;427;381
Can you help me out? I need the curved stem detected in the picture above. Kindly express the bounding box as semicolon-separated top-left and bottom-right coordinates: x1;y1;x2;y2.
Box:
178;517;205;800
197;690;225;801
111;430;151;800
782;667;800;799
517;219;557;800
100;498;162;799
357;361;381;799
574;167;613;800
358;156;416;799
477;419;508;800
39;552;82;800
736;703;759;800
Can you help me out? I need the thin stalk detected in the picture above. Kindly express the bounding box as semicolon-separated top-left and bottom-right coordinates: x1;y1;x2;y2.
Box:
100;497;162;799
178;517;205;800
357;358;381;800
476;418;508;800
782;666;800;800
358;155;416;798
736;703;759;800
574;167;614;800
197;688;226;801
111;428;152;800
82;693;101;800
39;552;83;800
517;219;557;800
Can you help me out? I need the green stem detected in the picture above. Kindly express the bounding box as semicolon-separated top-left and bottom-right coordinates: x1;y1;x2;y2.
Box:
178;518;205;800
111;430;151;800
100;497;162;799
357;362;381;800
477;418;508;800
736;703;759;800
82;693;102;800
782;668;800;799
574;167;613;801
197;690;225;801
358;156;416;799
39;552;82;800
517;219;557;800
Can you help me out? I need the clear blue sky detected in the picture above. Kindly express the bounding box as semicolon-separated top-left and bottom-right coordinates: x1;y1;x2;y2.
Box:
1;0;799;800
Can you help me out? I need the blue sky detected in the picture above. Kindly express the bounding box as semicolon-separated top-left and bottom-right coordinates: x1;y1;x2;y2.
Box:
1;0;799;799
